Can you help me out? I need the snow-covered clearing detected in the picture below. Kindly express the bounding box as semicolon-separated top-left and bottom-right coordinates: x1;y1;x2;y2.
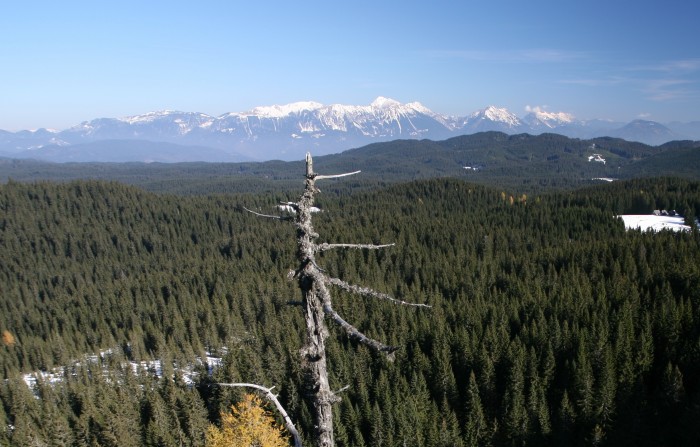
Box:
619;215;691;232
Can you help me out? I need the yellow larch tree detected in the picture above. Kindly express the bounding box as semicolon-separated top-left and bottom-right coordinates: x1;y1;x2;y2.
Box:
206;394;288;447
2;330;15;347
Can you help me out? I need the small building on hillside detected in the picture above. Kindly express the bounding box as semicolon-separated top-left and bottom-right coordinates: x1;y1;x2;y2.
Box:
654;210;679;217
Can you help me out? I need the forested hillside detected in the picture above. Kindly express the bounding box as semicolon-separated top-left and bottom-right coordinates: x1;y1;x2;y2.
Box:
1;177;699;446
2;132;699;196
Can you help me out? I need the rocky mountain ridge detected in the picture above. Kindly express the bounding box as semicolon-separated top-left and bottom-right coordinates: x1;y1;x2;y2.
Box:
1;98;698;162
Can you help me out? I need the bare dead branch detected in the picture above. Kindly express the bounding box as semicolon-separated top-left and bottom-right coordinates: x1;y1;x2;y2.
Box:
322;303;398;357
241;152;429;446
242;206;292;221
316;242;395;252
216;382;302;447
328;277;432;308
314;170;361;181
334;385;351;394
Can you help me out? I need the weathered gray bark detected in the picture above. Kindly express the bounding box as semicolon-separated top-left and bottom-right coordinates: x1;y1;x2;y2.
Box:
296;153;338;447
246;152;429;447
293;153;430;447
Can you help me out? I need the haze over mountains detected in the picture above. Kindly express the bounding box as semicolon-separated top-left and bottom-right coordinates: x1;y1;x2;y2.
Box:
1;97;698;163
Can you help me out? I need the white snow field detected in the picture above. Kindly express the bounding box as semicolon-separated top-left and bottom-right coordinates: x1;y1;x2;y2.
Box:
619;215;691;232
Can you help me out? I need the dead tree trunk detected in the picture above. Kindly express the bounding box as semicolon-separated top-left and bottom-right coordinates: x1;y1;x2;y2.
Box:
293;153;430;447
296;155;336;447
246;152;429;447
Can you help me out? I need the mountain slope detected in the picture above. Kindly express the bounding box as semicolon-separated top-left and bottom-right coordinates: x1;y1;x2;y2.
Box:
607;120;677;145
2;132;699;194
0;98;696;162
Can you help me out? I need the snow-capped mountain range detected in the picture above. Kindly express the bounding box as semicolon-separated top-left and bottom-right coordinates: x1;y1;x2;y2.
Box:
1;97;698;162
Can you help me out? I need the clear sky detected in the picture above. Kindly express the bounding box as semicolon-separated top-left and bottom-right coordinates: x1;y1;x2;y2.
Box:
2;0;698;131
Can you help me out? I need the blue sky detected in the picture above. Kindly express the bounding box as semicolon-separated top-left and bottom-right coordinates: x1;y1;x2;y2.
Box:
1;0;698;131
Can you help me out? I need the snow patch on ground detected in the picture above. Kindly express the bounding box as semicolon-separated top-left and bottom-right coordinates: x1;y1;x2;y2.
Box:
588;154;606;164
22;351;224;390
619;215;691;232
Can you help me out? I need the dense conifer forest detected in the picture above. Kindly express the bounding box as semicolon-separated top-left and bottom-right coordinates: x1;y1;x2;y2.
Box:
1;175;700;445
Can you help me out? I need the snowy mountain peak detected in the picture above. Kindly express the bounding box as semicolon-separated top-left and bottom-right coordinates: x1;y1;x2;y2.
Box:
523;106;576;128
367;97;439;119
2;97;694;163
122;110;179;124
247;101;324;118
121;110;213;125
371;96;402;109
405;101;439;118
471;106;521;127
